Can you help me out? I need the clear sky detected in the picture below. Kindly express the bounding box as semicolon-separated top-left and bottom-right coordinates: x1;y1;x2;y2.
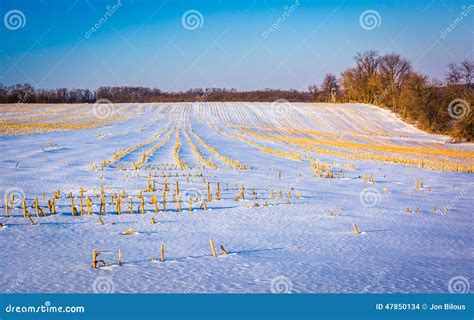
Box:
0;0;472;91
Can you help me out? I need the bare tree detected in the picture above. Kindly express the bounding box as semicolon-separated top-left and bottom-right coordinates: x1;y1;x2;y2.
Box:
353;50;381;103
355;50;380;78
446;60;473;86
379;53;412;111
320;73;339;102
446;63;463;85
340;51;381;104
308;85;320;102
460;60;474;86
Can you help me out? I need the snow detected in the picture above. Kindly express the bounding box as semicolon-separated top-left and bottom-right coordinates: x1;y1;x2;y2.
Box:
0;102;472;293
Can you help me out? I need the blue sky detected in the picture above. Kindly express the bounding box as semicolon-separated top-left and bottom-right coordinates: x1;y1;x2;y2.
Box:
0;0;472;91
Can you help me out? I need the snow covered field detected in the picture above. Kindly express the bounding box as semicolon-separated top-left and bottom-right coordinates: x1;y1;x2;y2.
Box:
0;102;472;293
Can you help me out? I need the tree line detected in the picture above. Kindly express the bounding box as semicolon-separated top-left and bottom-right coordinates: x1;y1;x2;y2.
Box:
0;85;312;104
0;51;472;141
310;51;472;141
